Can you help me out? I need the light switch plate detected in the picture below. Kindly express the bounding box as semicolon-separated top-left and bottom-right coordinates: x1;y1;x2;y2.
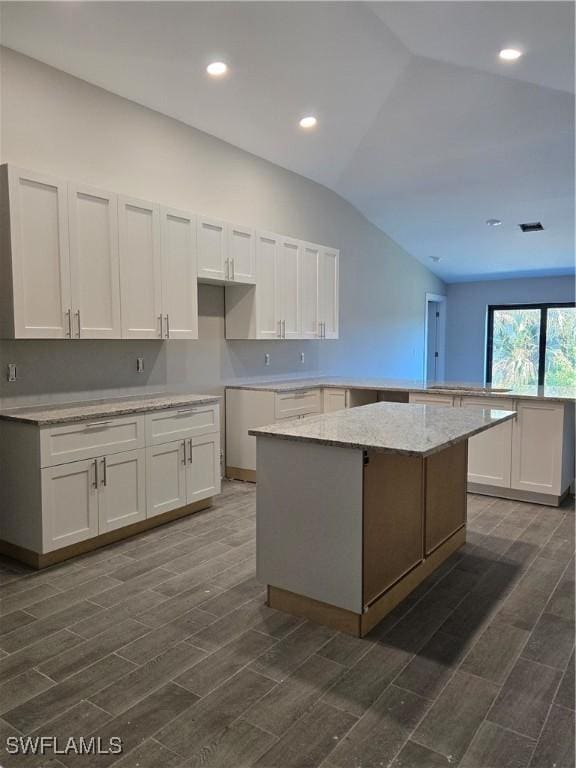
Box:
300;352;305;364
136;357;144;373
7;363;17;382
264;353;271;366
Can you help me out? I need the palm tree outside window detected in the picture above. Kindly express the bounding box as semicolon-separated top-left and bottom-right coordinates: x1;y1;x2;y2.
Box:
486;303;576;388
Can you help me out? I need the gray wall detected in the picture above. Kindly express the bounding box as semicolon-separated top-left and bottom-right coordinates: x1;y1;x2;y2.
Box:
0;47;445;408
446;275;575;382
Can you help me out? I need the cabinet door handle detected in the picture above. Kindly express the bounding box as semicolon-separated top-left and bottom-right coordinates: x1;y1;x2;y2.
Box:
92;458;98;489
84;421;112;429
277;321;282;338
165;314;170;339
158;315;163;338
76;309;81;338
232;258;235;281
101;457;107;487
282;319;286;338
188;438;193;464
66;309;72;338
181;440;187;465
225;258;229;280
177;408;196;415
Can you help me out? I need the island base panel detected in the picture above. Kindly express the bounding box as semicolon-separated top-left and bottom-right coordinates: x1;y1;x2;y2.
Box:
226;466;257;483
0;497;213;569
267;526;466;638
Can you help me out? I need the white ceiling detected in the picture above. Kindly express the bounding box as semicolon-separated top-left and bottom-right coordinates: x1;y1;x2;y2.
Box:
1;1;574;282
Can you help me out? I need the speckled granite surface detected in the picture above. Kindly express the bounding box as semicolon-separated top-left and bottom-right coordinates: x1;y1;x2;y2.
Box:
250;401;516;457
0;393;221;426
227;376;575;402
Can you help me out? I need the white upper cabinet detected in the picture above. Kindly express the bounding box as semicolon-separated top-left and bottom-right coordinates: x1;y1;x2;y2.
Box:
1;166;72;339
228;224;256;284
118;196;163;339
161;208;198;340
300;243;320;339
197;216;227;282
68;184;121;339
319;247;339;339
255;231;280;339
277;237;300;339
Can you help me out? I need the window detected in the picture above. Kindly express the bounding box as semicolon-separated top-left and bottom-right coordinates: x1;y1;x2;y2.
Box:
486;303;576;388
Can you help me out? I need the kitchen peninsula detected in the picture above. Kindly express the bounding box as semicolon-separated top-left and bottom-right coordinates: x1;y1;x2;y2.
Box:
251;401;515;637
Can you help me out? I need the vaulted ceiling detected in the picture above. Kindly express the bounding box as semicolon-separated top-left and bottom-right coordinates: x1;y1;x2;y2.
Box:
1;1;573;282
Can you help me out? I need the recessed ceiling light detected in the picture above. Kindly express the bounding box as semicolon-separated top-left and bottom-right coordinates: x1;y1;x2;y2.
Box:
206;61;228;77
299;116;318;129
499;48;523;61
486;218;502;227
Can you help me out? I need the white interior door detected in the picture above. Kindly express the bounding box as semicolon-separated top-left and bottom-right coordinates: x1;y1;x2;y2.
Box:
161;208;198;340
146;440;187;518
69;184;121;339
256;232;280;339
118;196;162;339
9;166;72;338
197;216;226;281
277;238;300;339
41;458;99;552
98;448;146;533
319;248;339;339
187;435;221;503
228;224;256;284
300;243;320;339
461;397;513;487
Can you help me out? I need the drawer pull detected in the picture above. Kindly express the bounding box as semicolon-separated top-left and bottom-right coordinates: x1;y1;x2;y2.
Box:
177;409;198;415
83;421;113;429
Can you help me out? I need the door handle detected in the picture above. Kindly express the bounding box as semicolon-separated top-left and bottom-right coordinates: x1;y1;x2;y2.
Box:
188;438;193;464
66;309;72;338
181;440;187;465
165;314;170;339
76;309;81;338
92;458;98;489
158;314;163;338
101;457;107;487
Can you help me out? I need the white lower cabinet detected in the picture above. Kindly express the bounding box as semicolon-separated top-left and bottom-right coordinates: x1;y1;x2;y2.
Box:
409;393;455;406
41;458;99;552
98;449;146;533
146;440;187;518
511;401;565;496
188;435;221;502
1;402;221;559
323;388;348;413
460;397;513;488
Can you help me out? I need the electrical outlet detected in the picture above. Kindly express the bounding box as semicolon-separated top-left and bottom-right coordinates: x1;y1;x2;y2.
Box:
136;357;144;373
264;353;271;366
300;352;305;364
7;363;17;382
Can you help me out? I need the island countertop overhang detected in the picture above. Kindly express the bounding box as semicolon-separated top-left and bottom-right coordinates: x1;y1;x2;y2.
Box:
249;401;516;457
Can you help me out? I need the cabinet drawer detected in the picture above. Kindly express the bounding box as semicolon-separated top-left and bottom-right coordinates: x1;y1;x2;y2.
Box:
275;390;322;419
40;415;145;468
409;393;454;406
146;404;219;446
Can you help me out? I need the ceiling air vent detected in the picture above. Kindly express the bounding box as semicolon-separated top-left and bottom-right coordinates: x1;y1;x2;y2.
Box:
519;222;544;232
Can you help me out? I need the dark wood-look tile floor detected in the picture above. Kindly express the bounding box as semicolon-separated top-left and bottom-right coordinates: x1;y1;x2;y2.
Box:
0;482;573;768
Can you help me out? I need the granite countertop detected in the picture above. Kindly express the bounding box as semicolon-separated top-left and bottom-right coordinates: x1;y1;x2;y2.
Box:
227;376;575;402
0;393;221;426
249;401;516;457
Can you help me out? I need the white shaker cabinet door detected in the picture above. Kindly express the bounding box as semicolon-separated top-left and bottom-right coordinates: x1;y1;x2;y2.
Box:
8;166;72;339
256;232;281;339
68;184;121;339
98;448;147;533
300;243;320;339
41;458;99;552
161;208;198;340
187;434;221;504
319;247;339;339
277;237;300;339
511;401;564;495
461;397;513;488
146;440;187;518
197;216;227;282
118;196;163;339
228;224;256;284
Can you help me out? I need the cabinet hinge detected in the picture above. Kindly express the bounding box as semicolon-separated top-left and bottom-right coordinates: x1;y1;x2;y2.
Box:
363;451;370;466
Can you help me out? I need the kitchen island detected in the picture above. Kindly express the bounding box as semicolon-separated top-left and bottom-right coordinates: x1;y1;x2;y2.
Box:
250;401;515;637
